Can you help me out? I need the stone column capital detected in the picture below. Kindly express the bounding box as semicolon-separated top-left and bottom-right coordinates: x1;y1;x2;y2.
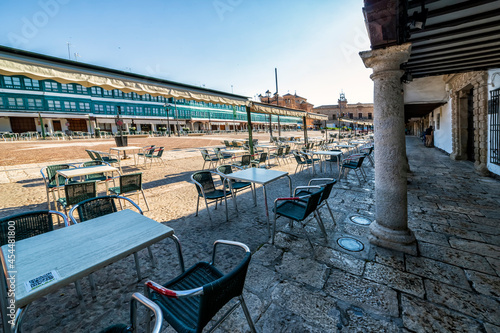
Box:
359;43;412;74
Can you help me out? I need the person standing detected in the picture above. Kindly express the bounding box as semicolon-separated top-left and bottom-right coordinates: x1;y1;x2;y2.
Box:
425;126;433;147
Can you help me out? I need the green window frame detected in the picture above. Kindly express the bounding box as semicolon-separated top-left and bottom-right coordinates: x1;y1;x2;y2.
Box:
4;77;22;89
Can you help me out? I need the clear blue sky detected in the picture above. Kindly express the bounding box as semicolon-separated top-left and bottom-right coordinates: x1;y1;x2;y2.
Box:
1;0;373;106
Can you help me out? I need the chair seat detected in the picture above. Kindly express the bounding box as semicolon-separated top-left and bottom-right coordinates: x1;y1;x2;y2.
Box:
202;189;231;199
47;179;79;188
102;157;119;163
274;200;307;220
86;175;112;182
231;181;251;190
151;262;223;333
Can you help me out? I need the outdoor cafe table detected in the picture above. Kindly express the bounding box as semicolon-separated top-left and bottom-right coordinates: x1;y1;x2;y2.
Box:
55;165;120;198
255;144;278;167
224;168;291;238
0;209;176;333
109;146;143;167
313;150;344;174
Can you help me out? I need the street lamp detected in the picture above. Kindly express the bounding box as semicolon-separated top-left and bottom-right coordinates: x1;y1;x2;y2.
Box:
266;90;273;140
163;103;171;137
174;99;180;137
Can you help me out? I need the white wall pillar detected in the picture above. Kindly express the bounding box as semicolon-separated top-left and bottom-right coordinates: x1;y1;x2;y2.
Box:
360;43;417;255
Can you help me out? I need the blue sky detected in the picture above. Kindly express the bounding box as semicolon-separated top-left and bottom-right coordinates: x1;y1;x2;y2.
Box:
1;0;373;106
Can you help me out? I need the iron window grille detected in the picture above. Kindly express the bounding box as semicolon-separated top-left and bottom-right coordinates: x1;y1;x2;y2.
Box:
490;89;500;165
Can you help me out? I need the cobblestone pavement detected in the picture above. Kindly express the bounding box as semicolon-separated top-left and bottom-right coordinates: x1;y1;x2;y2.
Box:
0;136;499;332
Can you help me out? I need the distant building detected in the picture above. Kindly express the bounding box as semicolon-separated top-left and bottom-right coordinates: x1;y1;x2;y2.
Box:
313;93;374;127
259;92;316;128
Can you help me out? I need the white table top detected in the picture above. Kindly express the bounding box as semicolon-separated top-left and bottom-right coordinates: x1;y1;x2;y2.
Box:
334;144;355;149
256;145;277;149
220;149;248;155
225;168;288;185
56;165;118;179
0;209;173;308
110;146;143;151
314;150;343;156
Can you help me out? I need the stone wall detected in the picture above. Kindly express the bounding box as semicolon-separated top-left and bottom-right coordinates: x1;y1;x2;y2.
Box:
447;71;489;175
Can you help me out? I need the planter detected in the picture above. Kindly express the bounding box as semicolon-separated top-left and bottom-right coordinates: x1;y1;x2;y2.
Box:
114;136;128;147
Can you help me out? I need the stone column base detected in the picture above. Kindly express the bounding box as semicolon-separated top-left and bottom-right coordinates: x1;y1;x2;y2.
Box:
369;221;418;255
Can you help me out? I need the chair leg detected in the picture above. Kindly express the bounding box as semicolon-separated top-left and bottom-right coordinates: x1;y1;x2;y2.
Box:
141;190;150;211
204;198;213;221
74;280;83;300
195;196;200;216
88;273;97;299
239;295;257;333
315;211;328;238
324;201;336;227
147;246;156;267
133;252;142;281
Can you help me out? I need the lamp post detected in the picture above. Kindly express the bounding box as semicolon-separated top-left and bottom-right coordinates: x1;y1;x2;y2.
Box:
266;90;273;141
175;99;180;137
208;112;211;134
163;103;171;137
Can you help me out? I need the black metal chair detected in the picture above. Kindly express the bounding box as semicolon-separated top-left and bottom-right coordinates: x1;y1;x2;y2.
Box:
233;154;251;169
272;187;325;252
145;240;256;333
80;160;114;183
200;149;219;170
270;146;284;165
191;171;234;222
292;152;314;174
99;292;163;333
137;145;156;164
251;152;268;168
294;178;337;229
213;147;232;165
360;145;374;167
57;181;97;215
216;164;255;208
145;147;166;168
108;173;150;211
40;164;77;211
340;154;367;185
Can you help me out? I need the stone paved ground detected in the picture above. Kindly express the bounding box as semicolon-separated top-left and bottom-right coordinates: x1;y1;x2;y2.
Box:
0;135;499;332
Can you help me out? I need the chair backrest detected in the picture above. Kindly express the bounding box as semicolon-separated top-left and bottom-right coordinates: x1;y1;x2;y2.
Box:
293;152;303;164
240;154;251;166
69;195;142;224
224;140;231;148
259;152;268;163
64;181;97;206
0;210;67;245
86;150;97;161
346;155;366;168
284;146;291;154
198;251;252;330
276;147;283;156
154;147;164;158
300;188;324;221
317;180;336;204
200;149;211;161
192;171;216;196
44;164;72;187
217;165;233;175
93;151;104;161
74;196;118;222
120;173;143;193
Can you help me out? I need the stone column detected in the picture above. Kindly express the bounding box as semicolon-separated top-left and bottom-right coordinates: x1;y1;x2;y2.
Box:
360;43;417;255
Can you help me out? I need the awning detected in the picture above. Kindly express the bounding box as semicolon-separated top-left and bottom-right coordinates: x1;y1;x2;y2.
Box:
250;102;328;120
0;46;250;107
339;118;373;125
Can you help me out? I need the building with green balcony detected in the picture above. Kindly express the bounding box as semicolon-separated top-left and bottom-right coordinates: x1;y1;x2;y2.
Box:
0;74;300;135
